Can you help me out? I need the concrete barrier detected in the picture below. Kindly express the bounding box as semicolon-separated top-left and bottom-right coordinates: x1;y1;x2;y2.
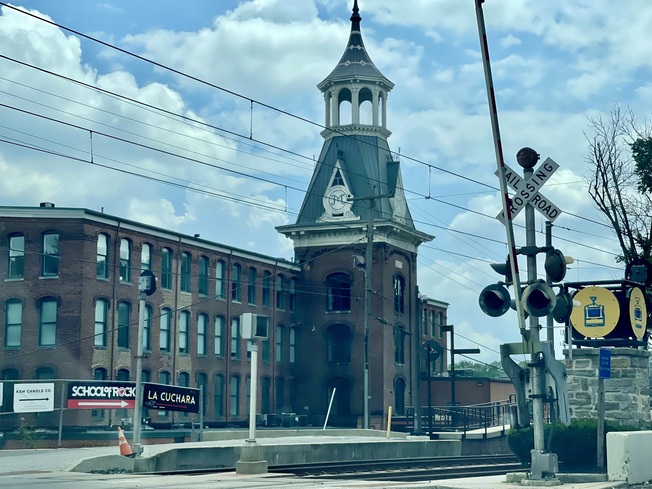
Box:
607;431;652;484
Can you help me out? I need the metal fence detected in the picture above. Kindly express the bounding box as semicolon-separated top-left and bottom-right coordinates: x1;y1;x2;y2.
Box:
0;379;204;450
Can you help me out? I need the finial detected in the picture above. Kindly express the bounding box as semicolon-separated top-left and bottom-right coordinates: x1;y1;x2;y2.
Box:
351;0;361;22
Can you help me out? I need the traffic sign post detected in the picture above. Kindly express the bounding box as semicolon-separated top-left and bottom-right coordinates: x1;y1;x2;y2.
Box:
597;348;610;469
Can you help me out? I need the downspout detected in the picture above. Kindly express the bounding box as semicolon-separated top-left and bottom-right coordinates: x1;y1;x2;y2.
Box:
171;236;181;424
225;250;233;423
109;221;121;427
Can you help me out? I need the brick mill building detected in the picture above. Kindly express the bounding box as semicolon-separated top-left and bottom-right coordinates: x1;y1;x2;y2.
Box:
0;1;449;429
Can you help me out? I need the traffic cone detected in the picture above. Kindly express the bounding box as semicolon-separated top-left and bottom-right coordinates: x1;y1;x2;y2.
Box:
117;426;134;457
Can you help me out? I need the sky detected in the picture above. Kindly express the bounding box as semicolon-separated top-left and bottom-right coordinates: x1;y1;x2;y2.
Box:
1;0;651;366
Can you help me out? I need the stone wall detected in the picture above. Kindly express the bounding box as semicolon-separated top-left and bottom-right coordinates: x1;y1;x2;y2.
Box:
565;347;651;429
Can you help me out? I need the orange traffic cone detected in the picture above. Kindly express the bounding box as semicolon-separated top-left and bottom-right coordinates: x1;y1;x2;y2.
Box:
117;426;134;457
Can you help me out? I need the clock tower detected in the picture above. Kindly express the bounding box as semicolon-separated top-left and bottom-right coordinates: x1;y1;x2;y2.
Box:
277;1;434;426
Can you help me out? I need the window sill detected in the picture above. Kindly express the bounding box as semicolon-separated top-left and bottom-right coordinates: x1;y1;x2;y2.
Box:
39;275;59;280
326;310;352;314
5;277;24;282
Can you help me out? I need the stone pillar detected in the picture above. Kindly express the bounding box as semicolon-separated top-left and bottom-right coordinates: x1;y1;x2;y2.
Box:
565;347;650;429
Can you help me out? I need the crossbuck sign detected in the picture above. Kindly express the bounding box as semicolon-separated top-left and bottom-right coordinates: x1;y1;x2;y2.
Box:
495;157;562;224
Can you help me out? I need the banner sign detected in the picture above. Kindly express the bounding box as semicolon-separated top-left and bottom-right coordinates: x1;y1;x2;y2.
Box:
143;382;199;413
67;381;136;409
14;382;55;413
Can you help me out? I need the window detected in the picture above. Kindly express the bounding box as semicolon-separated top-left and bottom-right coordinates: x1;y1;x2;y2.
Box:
198;256;209;295
196;373;208;416
116;368;130;419
214;374;225;417
178;372;190;387
94;299;108;348
161;248;173;289
141;243;152;271
36;367;55;379
180;252;191;292
326;273;351;311
430;311;437;339
230;375;240;417
231;263;241;302
394;378;406;416
179;310;189;354
143;304;152;351
41;232;59;276
96;234;109;279
262;271;271;307
117;302;131;349
438;312;445;339
1;368;19;414
393;275;405;315
289;278;297;312
230;316;240;359
394;325;407;365
160;308;171;352
275;377;284;413
261;377;271;414
119;238;131;282
216;260;226;299
247;267;257;305
422;309;428;337
4;300;22;347
326;324;351;364
245;376;251;415
39;298;57;346
7;234;25;279
275;275;285;310
214;316;225;357
275;325;283;363
92;368;107;418
289;326;296;364
159;371;171;417
261;337;270;362
197;313;207;355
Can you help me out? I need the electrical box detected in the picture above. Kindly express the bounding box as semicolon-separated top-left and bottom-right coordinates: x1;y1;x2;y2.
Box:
241;313;269;339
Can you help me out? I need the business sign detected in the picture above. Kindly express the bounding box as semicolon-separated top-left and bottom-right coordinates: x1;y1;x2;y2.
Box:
598;348;611;379
67;381;136;409
628;287;647;340
14;382;55;413
496;158;561;223
143;383;199;413
570;286;620;338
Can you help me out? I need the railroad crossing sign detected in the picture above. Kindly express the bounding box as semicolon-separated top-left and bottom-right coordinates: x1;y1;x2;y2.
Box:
496;157;562;223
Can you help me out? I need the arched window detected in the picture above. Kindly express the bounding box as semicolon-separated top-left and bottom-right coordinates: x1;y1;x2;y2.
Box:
198;256;209;295
326;377;351;415
92;368;108;418
117;302;131;349
38;298;57;346
197;313;207;355
179;310;189;354
161;248;173;289
117;368;130;381
393;275;405;315
248;267;257;305
96;233;109;279
178;371;190;387
394;325;407;365
438;312;445;339
275;324;283;363
337;88;352;125
230;375;240;417
275;377;285;413
289;326;296;364
214;374;225;417
275;274;285;310
160;307;172;352
141;243;152;271
196;373;208;416
119;238;131;282
262;271;272;308
216;260;226;299
231;316;240;359
394;378;406;416
327;273;351;311
180;252;191;292
41;232;59;276
231;263;241;302
1;368;19;413
261;377;271;414
214;315;225;357
289;278;297;312
7;233;25;279
94;299;108;348
143;304;152;351
4;299;22;348
359;87;374;125
326;324;352;364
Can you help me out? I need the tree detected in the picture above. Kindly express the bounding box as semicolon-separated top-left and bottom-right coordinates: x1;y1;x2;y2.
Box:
453;359;505;378
585;105;652;263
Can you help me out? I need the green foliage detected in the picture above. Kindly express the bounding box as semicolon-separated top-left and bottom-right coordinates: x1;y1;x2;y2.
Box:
453;359;505;378
632;136;652;193
15;424;42;449
507;419;638;470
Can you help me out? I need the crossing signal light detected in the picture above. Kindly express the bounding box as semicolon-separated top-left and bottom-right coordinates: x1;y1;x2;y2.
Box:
552;290;574;324
522;280;557;317
490;256;513;284
479;283;511;317
544;249;572;283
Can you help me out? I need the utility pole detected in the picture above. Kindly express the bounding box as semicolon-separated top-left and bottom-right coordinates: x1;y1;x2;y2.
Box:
363;199;373;430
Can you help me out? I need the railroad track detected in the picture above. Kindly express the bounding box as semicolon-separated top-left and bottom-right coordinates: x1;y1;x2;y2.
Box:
268;454;524;482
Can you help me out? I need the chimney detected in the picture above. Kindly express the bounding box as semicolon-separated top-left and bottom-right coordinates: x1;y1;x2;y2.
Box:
39;202;55;208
